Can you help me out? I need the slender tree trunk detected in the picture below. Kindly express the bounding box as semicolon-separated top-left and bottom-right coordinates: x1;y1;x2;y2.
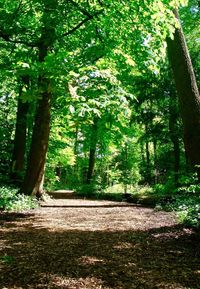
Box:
145;124;151;183
153;140;158;184
73;123;79;179
167;9;200;181
86;118;99;184
124;142;128;194
169;95;180;186
170;124;180;185
86;148;96;184
140;142;145;164
11;76;29;182
74;124;79;156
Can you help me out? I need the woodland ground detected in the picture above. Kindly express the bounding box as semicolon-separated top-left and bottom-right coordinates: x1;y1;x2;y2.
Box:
0;197;200;289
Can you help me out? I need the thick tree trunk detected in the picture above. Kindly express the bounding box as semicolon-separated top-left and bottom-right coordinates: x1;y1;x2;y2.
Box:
11;76;29;182
19;0;59;195
20;83;51;196
20;43;52;196
167;9;200;181
86;118;99;184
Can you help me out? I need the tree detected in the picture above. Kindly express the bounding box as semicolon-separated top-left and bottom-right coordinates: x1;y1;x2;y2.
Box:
11;76;30;183
167;9;200;181
1;0;197;194
16;0;104;196
67;66;132;186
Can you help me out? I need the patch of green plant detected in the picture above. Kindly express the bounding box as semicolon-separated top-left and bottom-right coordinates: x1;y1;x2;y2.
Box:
96;192;125;202
157;183;200;229
0;255;14;264
105;184;126;194
0;186;38;212
75;183;125;202
165;196;200;229
153;179;177;197
75;183;98;196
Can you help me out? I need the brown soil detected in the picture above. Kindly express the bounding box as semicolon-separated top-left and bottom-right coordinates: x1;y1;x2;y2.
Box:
0;199;200;289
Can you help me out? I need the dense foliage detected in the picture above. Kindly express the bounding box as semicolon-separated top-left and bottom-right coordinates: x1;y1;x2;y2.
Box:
0;0;199;227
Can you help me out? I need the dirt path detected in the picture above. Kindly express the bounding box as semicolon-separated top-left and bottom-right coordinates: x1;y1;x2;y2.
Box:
0;199;200;289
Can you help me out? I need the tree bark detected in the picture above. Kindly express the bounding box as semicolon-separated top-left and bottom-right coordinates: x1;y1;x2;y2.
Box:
169;95;180;186
86;118;99;184
167;9;200;181
20;42;52;196
11;76;29;182
153;140;158;184
19;0;58;196
145;124;151;183
20;80;51;196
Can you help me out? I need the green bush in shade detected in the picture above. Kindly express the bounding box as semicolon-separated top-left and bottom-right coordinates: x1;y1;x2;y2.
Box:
0;186;38;211
156;183;200;229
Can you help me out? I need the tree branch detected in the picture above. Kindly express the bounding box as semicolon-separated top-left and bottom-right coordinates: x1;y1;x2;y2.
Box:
62;9;103;37
62;17;91;37
0;30;37;47
67;0;92;18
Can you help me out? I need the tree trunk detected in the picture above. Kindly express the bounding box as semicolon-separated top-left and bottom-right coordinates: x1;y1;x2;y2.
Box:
167;9;200;181
73;123;79;179
86;118;99;184
20;44;52;196
11;76;29;182
153;140;158;184
169;95;180;186
86;147;96;184
145;124;151;183
123;142;128;194
20;84;51;196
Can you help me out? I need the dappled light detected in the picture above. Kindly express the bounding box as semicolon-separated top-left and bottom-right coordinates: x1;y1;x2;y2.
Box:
0;0;200;288
0;200;199;289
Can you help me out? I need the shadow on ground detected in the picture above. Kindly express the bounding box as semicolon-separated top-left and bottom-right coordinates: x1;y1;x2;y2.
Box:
0;212;200;289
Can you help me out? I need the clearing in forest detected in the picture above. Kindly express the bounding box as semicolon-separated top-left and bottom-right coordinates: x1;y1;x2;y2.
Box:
0;198;200;289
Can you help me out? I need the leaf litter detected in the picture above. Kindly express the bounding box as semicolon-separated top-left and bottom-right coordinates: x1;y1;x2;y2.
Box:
0;198;199;289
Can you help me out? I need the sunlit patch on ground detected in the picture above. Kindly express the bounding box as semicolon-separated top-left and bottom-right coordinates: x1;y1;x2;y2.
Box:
79;256;106;265
0;199;199;289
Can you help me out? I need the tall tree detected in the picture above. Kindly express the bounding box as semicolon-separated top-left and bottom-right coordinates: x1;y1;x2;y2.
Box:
11;76;30;183
18;0;104;196
167;9;200;181
20;3;55;196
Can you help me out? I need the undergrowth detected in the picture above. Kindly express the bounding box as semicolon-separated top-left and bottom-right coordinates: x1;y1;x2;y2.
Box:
156;183;200;229
0;186;38;211
77;181;200;229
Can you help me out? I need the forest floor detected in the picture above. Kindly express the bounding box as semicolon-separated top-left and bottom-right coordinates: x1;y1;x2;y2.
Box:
0;198;200;289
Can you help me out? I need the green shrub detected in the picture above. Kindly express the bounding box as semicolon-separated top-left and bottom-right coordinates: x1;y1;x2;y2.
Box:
0;186;38;211
158;183;200;229
167;197;200;229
